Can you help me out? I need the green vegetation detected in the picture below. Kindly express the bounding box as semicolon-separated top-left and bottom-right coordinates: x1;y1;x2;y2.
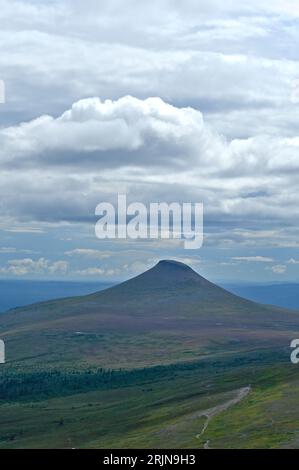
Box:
0;349;298;448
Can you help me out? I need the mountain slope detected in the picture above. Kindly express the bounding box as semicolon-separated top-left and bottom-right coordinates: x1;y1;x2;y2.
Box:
0;260;298;368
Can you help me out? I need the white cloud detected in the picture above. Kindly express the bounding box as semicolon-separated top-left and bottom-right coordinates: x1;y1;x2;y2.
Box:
1;95;299;233
0;257;68;276
0;247;37;254
0;96;216;169
3;95;299;179
65;249;112;259
73;267;105;276
3;225;46;233
270;264;287;274
0;0;299;275
48;260;68;274
1;0;299;141
232;256;274;263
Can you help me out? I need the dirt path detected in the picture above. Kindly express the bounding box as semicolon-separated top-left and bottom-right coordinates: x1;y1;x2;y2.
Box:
195;385;251;448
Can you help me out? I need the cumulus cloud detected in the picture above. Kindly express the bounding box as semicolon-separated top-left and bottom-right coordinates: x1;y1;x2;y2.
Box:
2;95;299;178
1;95;299;231
0;96;218;170
0;257;68;276
270;264;287;274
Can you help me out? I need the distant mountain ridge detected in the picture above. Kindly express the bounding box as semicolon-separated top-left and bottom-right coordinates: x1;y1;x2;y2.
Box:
223;282;299;311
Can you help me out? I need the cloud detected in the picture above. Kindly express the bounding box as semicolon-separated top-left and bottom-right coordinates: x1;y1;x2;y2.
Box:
65;249;112;259
73;267;105;276
206;228;299;249
0;257;68;276
3;227;45;233
1;0;299;140
0;247;37;254
1;95;299;235
1;1;299;277
0;96;216;170
3;94;299;179
48;260;68;274
75;258;160;278
270;264;287;274
232;256;274;263
287;258;299;264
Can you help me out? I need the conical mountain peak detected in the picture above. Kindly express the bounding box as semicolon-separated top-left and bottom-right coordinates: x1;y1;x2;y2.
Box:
88;258;253;315
106;259;218;295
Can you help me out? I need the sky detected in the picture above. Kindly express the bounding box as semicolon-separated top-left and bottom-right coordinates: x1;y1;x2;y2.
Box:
0;0;299;283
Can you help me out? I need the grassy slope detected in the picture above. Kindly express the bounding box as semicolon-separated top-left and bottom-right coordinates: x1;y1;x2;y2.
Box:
1;348;299;448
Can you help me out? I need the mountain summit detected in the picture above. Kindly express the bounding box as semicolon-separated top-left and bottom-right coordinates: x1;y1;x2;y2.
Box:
113;259;210;289
100;259;243;305
140;259;205;284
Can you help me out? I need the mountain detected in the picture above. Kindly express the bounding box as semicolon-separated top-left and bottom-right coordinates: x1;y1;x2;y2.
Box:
1;260;298;369
1;260;299;449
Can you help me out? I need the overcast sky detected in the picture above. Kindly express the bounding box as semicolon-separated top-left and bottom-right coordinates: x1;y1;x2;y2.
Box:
0;0;299;282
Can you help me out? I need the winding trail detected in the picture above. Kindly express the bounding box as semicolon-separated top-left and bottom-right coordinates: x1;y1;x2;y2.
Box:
195;385;251;448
